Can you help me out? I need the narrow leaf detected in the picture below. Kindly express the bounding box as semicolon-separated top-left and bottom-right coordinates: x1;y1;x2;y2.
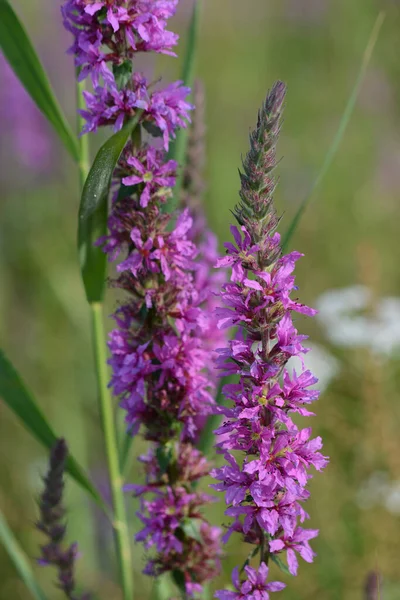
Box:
0;350;107;513
78;112;143;302
270;552;292;577
0;510;48;600
165;0;202;212
281;11;385;251
180;518;203;543
0;0;79;161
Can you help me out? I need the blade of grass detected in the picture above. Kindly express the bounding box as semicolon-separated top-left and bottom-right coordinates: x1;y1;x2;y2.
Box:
0;510;48;600
0;0;79;161
0;349;107;514
164;0;202;212
281;11;385;252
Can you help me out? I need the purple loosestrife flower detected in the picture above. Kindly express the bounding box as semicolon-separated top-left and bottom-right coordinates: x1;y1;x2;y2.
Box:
211;82;328;596
61;0;223;591
36;439;89;600
62;0;192;142
215;563;285;600
103;142;222;591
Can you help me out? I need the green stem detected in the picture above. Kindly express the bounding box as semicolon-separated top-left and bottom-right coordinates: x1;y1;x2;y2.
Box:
90;302;133;600
75;76;133;599
76;77;90;188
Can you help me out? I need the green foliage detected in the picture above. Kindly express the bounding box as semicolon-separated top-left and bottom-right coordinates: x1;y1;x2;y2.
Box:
113;60;133;90
0;510;48;600
78;112;143;302
270;552;292;577
180;517;204;543
0;350;107;513
0;0;79;161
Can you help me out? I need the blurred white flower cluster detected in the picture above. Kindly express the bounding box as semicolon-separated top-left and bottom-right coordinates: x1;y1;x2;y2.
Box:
356;471;400;515
315;285;400;357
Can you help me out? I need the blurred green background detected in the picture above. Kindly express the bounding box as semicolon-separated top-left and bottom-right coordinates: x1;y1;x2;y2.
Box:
1;0;400;598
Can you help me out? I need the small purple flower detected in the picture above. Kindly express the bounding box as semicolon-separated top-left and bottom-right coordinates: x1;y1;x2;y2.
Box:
215;563;285;600
148;81;193;149
122;147;177;207
269;527;319;576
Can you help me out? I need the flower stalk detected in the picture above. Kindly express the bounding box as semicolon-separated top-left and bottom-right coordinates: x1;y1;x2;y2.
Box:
36;439;89;600
90;303;133;600
212;82;328;597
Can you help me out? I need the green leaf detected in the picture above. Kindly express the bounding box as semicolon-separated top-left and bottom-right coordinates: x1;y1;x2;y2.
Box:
281;11;385;251
171;570;186;596
155;444;174;475
240;545;260;572
113;60;133;90
164;0;202;212
0;510;48;600
0;0;79;161
270;552;292;577
78;111;143;302
180;517;203;543
0;350;107;514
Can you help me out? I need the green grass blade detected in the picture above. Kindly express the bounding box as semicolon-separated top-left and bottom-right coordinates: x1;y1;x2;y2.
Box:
165;0;202;212
281;11;385;252
0;0;79;161
0;510;48;600
78;112;143;302
0;350;107;514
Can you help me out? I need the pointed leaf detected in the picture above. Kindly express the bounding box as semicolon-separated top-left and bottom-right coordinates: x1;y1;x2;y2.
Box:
281;11;385;251
0;0;79;161
164;0;202;212
0;510;48;600
78;112;143;302
180;517;203;543
0;350;107;513
270;552;292;577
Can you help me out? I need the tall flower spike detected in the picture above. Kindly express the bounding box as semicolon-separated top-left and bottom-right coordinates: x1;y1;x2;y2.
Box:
212;82;328;597
36;439;89;600
61;0;223;592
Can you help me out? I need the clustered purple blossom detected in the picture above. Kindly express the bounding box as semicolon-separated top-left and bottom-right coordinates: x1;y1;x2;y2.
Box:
62;0;223;594
105;140;222;592
36;439;89;600
62;0;192;147
211;82;328;597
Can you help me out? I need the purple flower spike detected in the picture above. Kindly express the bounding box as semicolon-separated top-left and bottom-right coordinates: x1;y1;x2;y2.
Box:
36;439;89;600
62;0;222;592
62;0;191;139
211;82;328;592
